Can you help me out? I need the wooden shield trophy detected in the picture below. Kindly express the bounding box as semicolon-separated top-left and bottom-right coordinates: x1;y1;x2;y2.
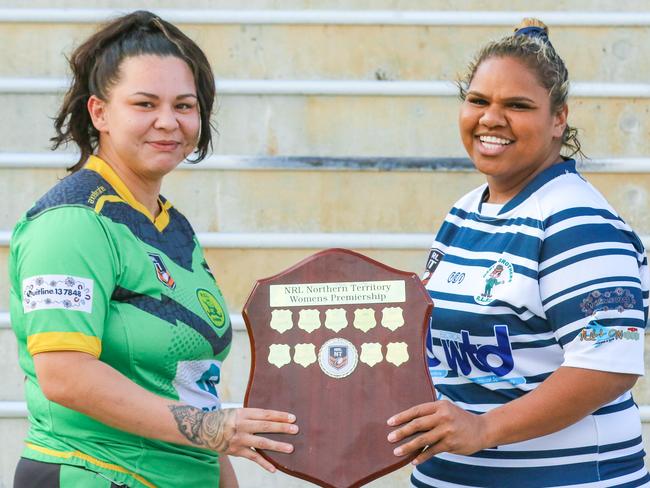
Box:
243;249;434;488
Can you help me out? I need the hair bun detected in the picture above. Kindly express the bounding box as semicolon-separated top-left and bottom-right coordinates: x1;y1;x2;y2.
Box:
514;18;549;34
514;18;551;43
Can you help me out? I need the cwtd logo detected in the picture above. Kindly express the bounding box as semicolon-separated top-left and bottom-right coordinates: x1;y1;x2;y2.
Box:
441;325;514;377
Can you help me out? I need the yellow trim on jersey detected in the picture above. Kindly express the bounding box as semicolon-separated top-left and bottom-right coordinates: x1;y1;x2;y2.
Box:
85;155;171;232
25;442;156;488
27;332;102;357
94;195;126;215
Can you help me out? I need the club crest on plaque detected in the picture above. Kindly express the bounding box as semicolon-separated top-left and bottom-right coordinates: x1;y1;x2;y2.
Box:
318;338;358;378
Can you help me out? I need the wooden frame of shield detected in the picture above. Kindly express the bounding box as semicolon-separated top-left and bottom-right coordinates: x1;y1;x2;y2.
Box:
243;248;435;488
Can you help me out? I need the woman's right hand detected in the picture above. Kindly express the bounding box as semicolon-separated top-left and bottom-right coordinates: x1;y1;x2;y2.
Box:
169;405;298;472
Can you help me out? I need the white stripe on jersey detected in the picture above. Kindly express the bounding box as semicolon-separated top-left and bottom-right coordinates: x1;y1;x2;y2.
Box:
539;241;640;272
543;213;630;239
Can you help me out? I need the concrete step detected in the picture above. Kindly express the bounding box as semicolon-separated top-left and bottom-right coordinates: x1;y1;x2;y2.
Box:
1;93;649;157
0;247;428;312
1;167;649;236
1;21;649;83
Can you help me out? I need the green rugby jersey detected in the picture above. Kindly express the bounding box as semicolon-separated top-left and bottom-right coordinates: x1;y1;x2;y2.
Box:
9;156;232;488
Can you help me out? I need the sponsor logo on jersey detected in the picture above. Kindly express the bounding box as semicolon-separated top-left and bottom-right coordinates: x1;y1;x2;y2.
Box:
148;253;176;289
22;275;93;313
196;288;227;329
87;185;107;205
422;248;445;285
579;321;640;348
580;288;637;316
173;360;222;412
474;257;514;305
433;325;524;386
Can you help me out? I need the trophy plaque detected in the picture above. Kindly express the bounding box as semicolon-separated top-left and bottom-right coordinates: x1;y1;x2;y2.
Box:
243;249;434;488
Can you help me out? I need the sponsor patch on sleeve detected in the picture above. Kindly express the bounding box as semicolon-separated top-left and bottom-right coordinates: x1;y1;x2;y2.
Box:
22;275;94;314
422;247;445;285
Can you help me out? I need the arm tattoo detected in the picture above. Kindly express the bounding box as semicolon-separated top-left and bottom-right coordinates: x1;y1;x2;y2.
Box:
169;405;237;452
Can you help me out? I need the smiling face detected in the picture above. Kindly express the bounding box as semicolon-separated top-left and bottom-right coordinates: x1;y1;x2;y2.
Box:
459;56;567;203
88;55;200;187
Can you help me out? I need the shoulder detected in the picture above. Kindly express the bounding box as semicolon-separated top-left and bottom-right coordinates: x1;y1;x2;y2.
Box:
536;171;614;220
26;169;117;220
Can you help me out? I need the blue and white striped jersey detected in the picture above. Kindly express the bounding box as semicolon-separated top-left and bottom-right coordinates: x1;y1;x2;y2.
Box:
414;160;650;488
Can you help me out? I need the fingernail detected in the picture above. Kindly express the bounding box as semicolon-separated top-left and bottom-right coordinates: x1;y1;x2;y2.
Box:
387;433;396;442
387;417;395;425
412;459;419;466
393;448;402;456
290;425;299;433
286;445;294;453
288;414;296;422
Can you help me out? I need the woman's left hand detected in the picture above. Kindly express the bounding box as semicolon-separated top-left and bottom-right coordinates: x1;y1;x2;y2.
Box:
386;400;489;464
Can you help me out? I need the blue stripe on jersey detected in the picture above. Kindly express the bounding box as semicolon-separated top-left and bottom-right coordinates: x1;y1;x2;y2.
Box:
429;300;549;335
435;383;525;406
599;435;644;454
593;397;637;416
542;276;642;306
438;229;542;265
511;339;557;350
542;224;641;260
539;248;639;279
543;206;623;228
431;290;534;318
451;206;544;230
414;455;600;487
469;436;642;460
599;451;647;481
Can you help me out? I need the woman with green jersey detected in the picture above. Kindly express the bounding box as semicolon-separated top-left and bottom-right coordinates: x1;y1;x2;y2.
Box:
10;11;297;488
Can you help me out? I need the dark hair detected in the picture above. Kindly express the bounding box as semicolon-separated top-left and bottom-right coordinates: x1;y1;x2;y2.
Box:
458;18;583;159
51;10;215;172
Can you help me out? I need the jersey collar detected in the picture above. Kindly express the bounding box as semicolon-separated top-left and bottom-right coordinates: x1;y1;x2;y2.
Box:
85;155;171;232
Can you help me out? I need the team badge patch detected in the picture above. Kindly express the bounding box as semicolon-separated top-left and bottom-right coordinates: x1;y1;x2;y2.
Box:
148;253;176;289
318;338;358;378
22;275;93;313
422;248;445;285
196;288;227;329
580;288;637;316
474;257;514;305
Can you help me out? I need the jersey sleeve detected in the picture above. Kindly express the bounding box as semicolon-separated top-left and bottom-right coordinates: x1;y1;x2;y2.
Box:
539;207;648;375
10;207;118;357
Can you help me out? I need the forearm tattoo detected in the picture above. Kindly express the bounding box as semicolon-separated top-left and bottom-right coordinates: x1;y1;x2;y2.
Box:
169;405;236;452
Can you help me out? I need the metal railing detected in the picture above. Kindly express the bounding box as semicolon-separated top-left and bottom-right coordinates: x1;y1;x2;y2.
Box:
2;78;650;98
